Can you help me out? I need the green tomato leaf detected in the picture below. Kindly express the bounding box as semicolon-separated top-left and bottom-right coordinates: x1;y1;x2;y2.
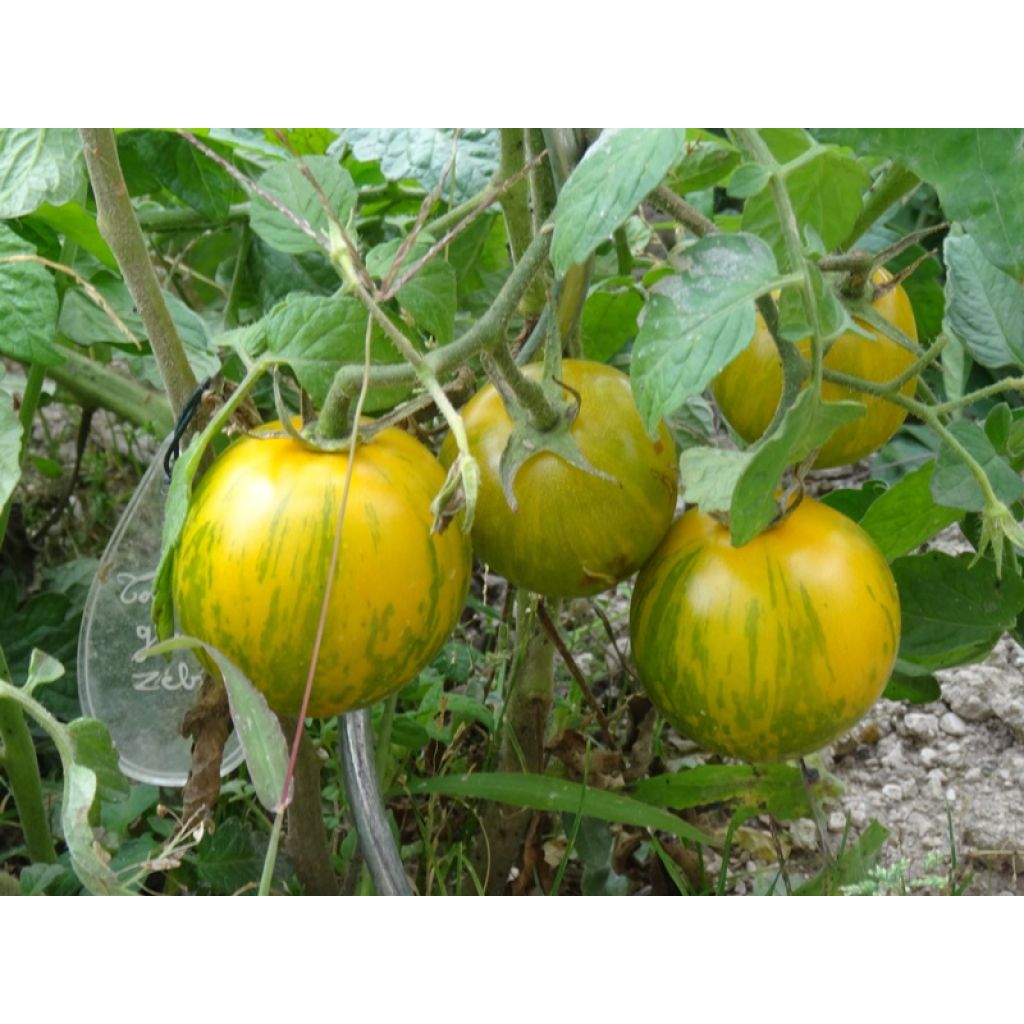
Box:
883;671;942;705
742;146;870;268
893;550;1024;670
205;645;291;814
730;389;865;547
28;201;117;269
631;232;780;431
117;131;236;222
250;156;356;255
0;378;23;513
726;161;772;199
0;224;61;366
402;771;717;847
341;128;499;205
944;232;1024;368
821;480;887;522
858;461;963;562
678;445;751;515
580;282;644;363
366;237;457;345
931;420;1024;513
194;817;263;893
262;294;410;412
818;129;1024;277
68;718;131;805
551;129;686;275
668;135;740;194
25;647;65;694
0;128;85;218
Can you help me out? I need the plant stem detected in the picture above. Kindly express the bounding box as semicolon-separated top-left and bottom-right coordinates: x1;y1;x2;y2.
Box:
46;343;175;437
223;224;252;330
525;130;558;231
499;130;547;316
649;185;718;238
258;809;286;896
483;342;560;432
0;645;58;864
135;203;250;233
80;129;198;416
318;226;552;432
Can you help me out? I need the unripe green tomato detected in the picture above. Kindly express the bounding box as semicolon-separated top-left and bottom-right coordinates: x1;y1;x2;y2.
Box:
173;423;472;717
711;270;918;468
630;498;900;763
441;359;679;598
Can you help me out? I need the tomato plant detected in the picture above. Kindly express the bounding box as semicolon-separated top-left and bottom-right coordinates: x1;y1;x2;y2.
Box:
441;359;679;598
172;424;472;718
629;498;900;763
711;270;918;467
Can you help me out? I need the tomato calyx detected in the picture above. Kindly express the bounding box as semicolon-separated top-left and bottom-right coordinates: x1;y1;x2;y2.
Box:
496;378;618;512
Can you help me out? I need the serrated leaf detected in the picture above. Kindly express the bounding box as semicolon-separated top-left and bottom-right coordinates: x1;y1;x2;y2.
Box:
931;420;1024;513
194;817;262;893
402;771;717;847
944;232;1024;368
631;232;780;431
0;381;22;512
341;128;499;205
858;461;963;562
669;136;740;193
68;718;130;804
678;445;751;514
63;763;133;895
893;550;1024;670
0;128;85;218
29;201;117;269
985;403;1012;453
206;645;291;813
883;672;941;704
776;263;852;343
0;224;61;366
551;129;686;274
727;161;771;199
366;237;457;345
818;129;1024;276
262;294;409;412
742;145;870;268
821;480;887;522
730;389;865;546
580;282;644;362
250;156;356;255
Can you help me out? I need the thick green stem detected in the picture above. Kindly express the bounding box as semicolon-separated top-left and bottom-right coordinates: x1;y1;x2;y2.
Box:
525;130;558;232
0;646;58;864
499;130;547;316
482;343;560;432
223;224;252;330
80;129;198;416
135;203;250;233
318;226;552;433
46;343;174;437
649;185;718;238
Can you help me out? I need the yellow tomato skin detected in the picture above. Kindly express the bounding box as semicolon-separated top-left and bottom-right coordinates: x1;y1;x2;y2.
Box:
173;425;471;718
629;498;900;763
711;272;918;468
441;360;679;599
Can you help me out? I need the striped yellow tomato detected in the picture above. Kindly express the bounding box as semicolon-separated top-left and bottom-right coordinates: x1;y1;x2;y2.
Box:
173;424;472;718
629;498;899;763
711;270;918;468
442;359;679;598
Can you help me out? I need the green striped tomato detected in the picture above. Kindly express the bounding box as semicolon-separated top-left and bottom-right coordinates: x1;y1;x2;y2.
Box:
711;270;919;468
629;498;900;763
173;424;472;718
441;359;679;598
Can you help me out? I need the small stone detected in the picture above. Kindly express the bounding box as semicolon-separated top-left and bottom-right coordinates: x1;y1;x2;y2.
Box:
733;880;747;896
788;818;819;850
920;747;939;768
850;803;868;829
882;783;903;800
965;767;982;782
945;787;957;803
904;712;939;740
940;712;968;736
827;812;847;833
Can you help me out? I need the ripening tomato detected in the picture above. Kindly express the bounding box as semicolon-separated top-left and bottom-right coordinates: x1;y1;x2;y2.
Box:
173;424;472;718
629;498;900;763
441;359;679;598
711;270;918;468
